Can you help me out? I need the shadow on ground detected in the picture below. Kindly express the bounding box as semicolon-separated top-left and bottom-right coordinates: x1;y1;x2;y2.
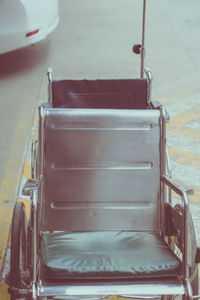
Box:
0;40;49;79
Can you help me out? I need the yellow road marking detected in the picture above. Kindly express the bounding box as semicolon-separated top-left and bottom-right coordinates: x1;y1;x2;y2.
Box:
156;82;200;105
168;146;200;171
0;140;24;265
171;183;200;205
0;283;9;300
168;106;200;141
189;185;200;204
23;160;31;179
33;109;38;127
0;100;34;298
17;198;30;221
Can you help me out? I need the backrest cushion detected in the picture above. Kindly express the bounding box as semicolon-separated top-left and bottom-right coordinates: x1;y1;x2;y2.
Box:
52;79;148;109
40;108;161;232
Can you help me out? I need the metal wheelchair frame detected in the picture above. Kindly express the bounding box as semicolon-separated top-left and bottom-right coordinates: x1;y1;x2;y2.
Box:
7;66;200;300
7;1;200;299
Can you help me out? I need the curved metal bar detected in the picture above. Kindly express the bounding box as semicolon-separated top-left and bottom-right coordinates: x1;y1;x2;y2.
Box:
144;68;152;102
161;175;191;280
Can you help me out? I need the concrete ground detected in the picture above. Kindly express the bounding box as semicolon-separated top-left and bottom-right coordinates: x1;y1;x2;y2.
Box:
0;0;200;298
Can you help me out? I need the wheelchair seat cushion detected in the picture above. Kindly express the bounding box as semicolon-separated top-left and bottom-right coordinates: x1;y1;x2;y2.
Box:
41;231;181;282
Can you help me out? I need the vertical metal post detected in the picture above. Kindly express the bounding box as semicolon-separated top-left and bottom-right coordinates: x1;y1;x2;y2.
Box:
141;0;146;78
32;188;38;300
47;67;53;103
160;106;167;235
182;191;191;280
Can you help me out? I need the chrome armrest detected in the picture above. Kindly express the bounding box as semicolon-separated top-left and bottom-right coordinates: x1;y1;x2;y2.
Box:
169;178;194;196
161;175;192;279
161;175;193;197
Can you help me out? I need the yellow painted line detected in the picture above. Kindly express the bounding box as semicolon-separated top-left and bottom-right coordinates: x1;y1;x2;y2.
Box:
168;145;200;203
0;283;9;300
168;146;200;170
169;127;200;142
190;185;200;204
23;160;31;179
0;100;34;298
17;198;30;221
171;183;200;204
0;140;25;265
168;106;200;141
33;109;38;127
17;160;32;220
156;82;200;105
169;105;200;128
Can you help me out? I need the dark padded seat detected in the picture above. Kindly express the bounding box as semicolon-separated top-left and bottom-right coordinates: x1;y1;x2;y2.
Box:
52;79;148;109
41;231;181;282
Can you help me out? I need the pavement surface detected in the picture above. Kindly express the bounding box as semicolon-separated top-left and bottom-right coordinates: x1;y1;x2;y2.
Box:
0;0;200;299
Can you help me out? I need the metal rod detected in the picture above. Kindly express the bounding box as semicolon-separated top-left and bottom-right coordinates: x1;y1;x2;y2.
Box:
141;0;146;78
144;68;152;102
33;191;37;280
47;67;53;103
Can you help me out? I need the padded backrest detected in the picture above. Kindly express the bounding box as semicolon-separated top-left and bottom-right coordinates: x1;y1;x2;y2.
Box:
52;79;148;109
40;107;162;232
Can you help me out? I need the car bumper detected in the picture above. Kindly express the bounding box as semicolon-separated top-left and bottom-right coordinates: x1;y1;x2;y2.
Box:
0;0;59;54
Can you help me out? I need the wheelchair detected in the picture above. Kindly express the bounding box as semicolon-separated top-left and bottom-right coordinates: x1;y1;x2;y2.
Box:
7;65;200;299
6;0;200;298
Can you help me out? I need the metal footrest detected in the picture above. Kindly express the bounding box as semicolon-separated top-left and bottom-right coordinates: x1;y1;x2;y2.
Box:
38;279;184;298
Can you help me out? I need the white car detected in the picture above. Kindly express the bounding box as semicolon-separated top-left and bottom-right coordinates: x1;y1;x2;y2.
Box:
0;0;59;54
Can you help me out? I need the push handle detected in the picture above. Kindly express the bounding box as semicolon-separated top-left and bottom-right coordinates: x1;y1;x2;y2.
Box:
141;0;146;78
47;67;53;103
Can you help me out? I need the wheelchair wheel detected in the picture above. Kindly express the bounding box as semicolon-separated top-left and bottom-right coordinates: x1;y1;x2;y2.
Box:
174;204;198;295
10;202;28;299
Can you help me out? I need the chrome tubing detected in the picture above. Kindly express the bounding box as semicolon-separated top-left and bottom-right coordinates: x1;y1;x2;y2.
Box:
141;0;146;78
31;139;38;179
47;67;53;103
38;281;184;297
144;67;152;102
32;188;38;300
161;175;192;280
166;145;172;179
